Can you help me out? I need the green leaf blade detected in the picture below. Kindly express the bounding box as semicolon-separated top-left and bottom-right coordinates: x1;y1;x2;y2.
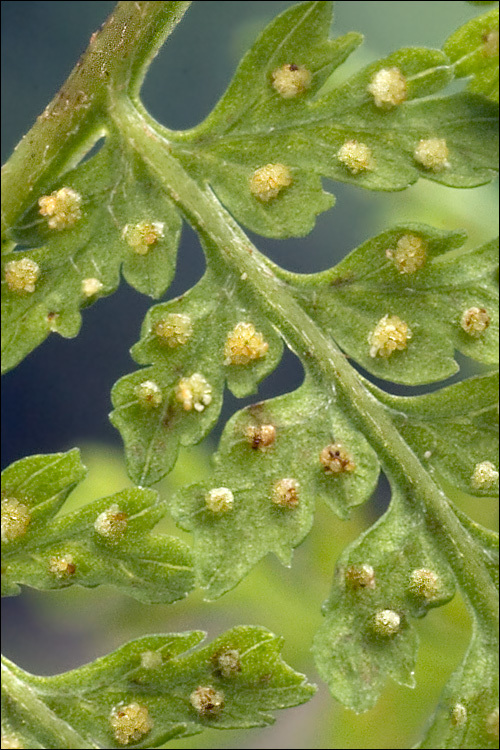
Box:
367;371;499;498
2;140;182;373
4;1;498;371
111;259;285;486
2;626;315;749
444;7;499;102
170;380;380;599
1;453;194;604
283;227;498;384
1;449;87;546
184;2;362;138
166;11;498;239
417;629;499;749
2;3;499;746
312;486;456;713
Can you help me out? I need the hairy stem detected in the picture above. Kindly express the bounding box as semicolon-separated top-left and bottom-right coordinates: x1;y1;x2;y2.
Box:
1;657;97;749
1;1;191;239
116;100;498;637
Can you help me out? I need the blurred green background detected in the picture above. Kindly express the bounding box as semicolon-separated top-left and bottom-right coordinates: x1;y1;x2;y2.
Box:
1;2;498;748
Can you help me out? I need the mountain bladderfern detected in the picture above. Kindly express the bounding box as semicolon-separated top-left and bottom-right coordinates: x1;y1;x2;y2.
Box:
1;2;498;748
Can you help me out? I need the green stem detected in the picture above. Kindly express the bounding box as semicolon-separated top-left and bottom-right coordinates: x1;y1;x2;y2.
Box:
115;100;498;636
1;656;97;749
1;0;496;646
1;1;191;239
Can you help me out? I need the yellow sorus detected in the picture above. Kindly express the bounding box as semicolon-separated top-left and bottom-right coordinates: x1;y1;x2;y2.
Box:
344;564;376;590
205;487;234;513
471;461;499;490
189;686;225;717
368;67;407;108
215;649;241;677
246;423;276;449
319;443;355;474
368;315;412;358
48;554;76;578
109;702;153;745
249;163;292;201
4;258;40;293
414;138;450;171
460;306;490;336
154;313;193;347
175;373;212;412
271;478;300;509
486;707;499;739
408;568;440;600
373;609;401;636
450;704;467;727
38;187;82;229
271;63;312;98
482;29;499;58
122;221;164;255
94;504;128;541
386;234;427;274
135;380;163;408
224;323;269;365
140;650;162;669
337;140;375;174
81;278;104;297
1;497;31;542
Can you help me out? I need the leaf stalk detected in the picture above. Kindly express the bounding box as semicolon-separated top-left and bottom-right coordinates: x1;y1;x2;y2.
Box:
115;99;498;637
